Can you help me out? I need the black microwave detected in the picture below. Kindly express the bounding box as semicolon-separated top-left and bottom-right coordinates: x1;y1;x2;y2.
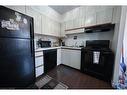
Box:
37;40;51;48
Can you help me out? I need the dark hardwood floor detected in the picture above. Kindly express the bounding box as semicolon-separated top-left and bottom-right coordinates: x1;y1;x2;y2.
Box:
40;64;112;89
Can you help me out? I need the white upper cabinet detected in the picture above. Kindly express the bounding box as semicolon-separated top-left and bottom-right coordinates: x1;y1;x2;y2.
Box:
64;10;74;21
26;6;60;36
26;7;42;34
65;7;86;29
50;19;54;36
41;15;60;37
43;16;50;35
5;6;115;36
85;6;97;14
34;14;42;34
73;18;85;28
60;22;66;37
85;6;97;27
65;20;73;30
53;21;58;36
112;6;121;24
85;12;96;27
51;20;56;36
75;7;86;28
46;17;51;35
41;14;46;35
24;6;60;37
78;17;85;27
63;6;114;29
96;8;113;25
64;7;86;34
56;22;61;37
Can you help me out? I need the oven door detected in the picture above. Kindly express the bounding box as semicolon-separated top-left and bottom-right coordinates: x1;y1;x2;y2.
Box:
81;49;105;80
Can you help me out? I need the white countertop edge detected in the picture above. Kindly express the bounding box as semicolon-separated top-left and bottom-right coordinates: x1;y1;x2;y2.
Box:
61;46;82;50
35;46;82;52
35;47;61;52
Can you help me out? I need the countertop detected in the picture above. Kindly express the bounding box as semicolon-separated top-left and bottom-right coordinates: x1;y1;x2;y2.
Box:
35;46;82;52
35;47;61;52
61;46;82;50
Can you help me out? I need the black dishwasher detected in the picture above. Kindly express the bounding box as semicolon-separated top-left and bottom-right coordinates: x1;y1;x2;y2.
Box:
43;49;57;73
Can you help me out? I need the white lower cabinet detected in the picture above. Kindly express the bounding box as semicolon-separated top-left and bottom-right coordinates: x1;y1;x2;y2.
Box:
57;49;61;66
35;51;44;77
35;56;44;67
69;50;81;70
35;48;81;77
61;49;81;70
35;66;44;77
61;49;71;66
35;49;61;77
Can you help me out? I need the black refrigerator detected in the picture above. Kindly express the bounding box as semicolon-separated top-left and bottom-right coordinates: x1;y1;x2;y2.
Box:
0;6;35;88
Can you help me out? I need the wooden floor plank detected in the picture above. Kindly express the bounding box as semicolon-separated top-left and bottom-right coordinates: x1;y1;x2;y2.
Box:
39;64;112;89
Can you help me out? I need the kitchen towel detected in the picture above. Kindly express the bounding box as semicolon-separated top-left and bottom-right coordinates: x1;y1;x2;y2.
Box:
93;51;100;64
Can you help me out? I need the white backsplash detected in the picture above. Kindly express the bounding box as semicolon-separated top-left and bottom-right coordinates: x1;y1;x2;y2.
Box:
64;30;114;47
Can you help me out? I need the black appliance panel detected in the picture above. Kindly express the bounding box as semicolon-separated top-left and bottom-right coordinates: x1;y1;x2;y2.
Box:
43;49;57;73
86;40;110;48
81;48;114;81
84;23;115;33
37;40;51;48
0;6;31;38
0;38;35;88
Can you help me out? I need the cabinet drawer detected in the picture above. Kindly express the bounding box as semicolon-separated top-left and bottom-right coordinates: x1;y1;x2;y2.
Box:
35;56;43;67
35;51;43;57
35;66;44;77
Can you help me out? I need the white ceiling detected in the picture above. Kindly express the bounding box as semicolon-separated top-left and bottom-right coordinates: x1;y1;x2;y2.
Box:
49;6;80;14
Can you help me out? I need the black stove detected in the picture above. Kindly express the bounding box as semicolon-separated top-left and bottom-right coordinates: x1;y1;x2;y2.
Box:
81;40;114;82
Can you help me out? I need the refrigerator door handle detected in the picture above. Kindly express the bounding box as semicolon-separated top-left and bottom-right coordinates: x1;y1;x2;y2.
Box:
30;18;34;57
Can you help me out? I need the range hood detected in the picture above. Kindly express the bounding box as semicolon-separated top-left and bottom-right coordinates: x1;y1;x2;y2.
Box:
84;23;115;33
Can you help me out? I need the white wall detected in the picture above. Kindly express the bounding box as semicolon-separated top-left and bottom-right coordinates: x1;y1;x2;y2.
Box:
123;14;127;66
111;6;122;53
64;31;114;47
